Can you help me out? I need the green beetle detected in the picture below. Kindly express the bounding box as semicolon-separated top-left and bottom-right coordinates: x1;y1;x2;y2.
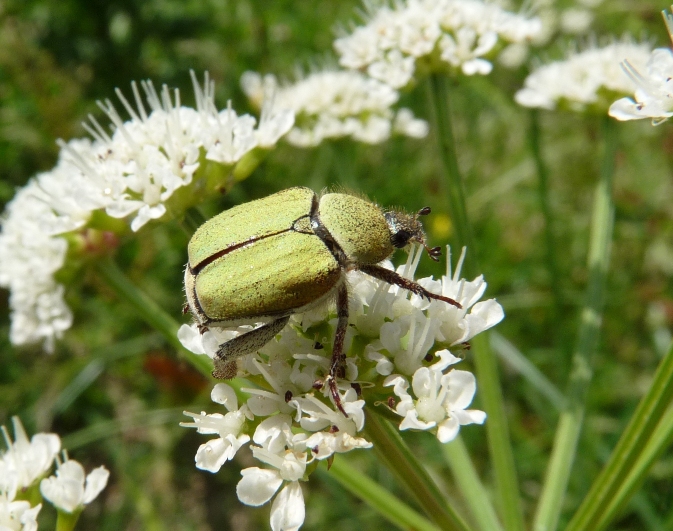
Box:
184;187;460;414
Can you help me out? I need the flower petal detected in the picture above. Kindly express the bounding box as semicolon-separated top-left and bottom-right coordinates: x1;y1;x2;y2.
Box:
270;482;305;531
237;468;282;506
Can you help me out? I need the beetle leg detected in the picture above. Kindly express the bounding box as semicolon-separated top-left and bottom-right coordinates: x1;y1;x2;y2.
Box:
213;316;290;379
358;264;462;309
328;282;349;417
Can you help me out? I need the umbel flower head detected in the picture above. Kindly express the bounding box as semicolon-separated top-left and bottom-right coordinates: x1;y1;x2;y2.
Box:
609;7;673;123
515;38;652;113
180;246;502;531
334;0;542;89
0;72;294;351
241;69;429;147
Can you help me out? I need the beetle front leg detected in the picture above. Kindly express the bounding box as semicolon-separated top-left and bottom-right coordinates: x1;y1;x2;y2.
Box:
213;316;290;379
359;264;462;308
328;282;349;417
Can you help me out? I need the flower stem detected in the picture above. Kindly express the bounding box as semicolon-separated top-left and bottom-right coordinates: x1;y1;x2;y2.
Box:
529;110;563;324
55;510;81;531
470;333;524;531
566;341;673;531
427;72;524;531
533;116;617;531
442;436;504;531
95;257;212;377
364;407;472;531
325;458;442;531
426;73;477;272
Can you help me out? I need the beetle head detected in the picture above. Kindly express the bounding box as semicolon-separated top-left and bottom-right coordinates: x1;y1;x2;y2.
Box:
384;207;442;261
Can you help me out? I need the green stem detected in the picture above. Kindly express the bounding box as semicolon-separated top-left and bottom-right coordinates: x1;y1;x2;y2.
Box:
426;73;478;272
566;342;673;531
325;458;442;531
529;110;563;322
533;117;617;531
95;258;212;377
471;333;525;531
442;436;504;531
364;407;472;531
427;73;524;531
55;510;82;531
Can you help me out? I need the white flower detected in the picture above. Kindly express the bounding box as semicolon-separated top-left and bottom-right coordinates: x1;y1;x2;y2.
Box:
39;458;109;514
181;383;253;473
1;71;294;350
0;488;41;531
515;39;652;112
609;41;673;123
334;0;541;88
0;417;61;491
237;423;308;531
385;350;486;442
241;70;427;147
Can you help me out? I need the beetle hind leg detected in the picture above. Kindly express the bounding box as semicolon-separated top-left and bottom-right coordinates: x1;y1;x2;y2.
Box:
213;316;290;379
327;283;350;417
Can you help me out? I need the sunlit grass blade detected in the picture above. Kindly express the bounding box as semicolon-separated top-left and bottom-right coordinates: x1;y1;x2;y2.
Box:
364;407;473;531
491;331;567;412
442;436;504;531
533;117;617;531
566;342;673;531
325;458;442;531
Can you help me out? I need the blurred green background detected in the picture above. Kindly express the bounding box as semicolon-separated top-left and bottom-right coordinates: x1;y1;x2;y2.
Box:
1;0;673;529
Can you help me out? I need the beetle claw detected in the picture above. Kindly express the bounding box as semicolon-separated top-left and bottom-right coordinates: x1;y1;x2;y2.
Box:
327;376;349;417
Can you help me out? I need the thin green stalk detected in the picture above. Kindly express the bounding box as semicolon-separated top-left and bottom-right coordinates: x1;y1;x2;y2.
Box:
471;333;524;531
96;257;212;377
427;73;524;531
364;407;472;531
491;331;567;412
567;343;673;531
426;73;477;271
325;458;442;531
55;510;81;531
529;110;563;321
442;436;504;531
533;117;618;531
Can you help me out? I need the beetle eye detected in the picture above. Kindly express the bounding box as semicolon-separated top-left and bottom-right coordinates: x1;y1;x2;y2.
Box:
391;229;412;248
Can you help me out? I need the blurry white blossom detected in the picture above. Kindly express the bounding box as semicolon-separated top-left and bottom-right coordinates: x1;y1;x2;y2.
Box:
181;245;502;530
0;485;40;531
0;72;294;350
0;417;61;492
515;39;652;112
609;8;673;123
39;458;109;514
241;70;428;147
334;0;542;88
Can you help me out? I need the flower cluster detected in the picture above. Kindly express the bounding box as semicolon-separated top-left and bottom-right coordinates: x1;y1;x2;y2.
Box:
0;72;294;351
241;69;428;147
609;8;673;123
334;0;542;89
0;417;109;529
180;246;502;530
515;39;652;112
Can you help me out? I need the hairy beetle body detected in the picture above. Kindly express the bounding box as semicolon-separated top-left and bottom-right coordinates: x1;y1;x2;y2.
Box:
184;186;461;414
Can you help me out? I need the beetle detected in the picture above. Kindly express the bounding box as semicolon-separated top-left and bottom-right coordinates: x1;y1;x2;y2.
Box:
184;187;461;415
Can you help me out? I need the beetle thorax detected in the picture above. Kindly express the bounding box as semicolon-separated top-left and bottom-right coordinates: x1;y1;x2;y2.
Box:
318;193;394;265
